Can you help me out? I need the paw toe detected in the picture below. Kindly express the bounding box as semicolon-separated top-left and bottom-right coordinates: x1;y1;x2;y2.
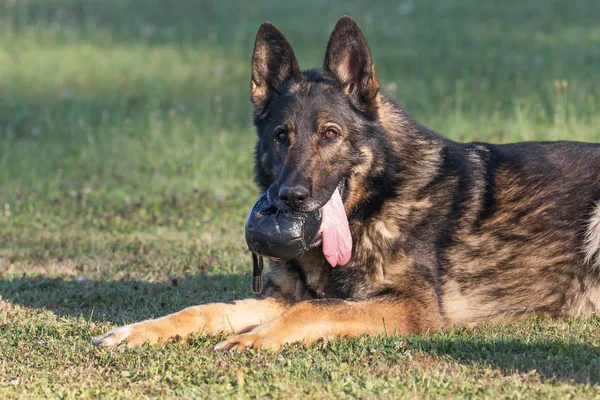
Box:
213;336;240;352
214;333;282;352
92;325;132;347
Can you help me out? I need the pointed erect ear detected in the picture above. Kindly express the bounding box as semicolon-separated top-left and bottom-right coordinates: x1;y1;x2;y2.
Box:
251;22;300;112
323;16;379;108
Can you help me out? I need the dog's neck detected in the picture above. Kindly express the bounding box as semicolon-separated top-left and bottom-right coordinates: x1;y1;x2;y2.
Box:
345;95;445;223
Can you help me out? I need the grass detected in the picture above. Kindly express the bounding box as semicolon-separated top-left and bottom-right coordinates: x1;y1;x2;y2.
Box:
1;0;600;397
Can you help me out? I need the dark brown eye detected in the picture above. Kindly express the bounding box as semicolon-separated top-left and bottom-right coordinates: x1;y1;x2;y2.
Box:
276;130;289;143
324;128;339;139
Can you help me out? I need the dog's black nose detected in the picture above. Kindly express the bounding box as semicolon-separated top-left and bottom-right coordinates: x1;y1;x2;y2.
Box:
278;185;309;209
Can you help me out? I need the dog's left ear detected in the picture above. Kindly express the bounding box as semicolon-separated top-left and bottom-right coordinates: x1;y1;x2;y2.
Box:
324;16;379;111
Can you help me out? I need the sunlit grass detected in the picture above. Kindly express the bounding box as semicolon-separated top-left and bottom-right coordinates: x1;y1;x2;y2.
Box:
1;0;600;398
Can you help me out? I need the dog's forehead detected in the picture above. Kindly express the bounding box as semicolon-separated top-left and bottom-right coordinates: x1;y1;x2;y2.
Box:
288;78;332;95
281;79;347;120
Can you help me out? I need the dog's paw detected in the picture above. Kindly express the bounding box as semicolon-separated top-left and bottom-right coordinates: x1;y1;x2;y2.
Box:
92;325;134;347
214;331;285;352
92;323;163;348
213;320;298;352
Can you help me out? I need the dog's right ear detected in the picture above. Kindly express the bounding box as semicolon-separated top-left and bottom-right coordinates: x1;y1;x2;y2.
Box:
251;22;300;113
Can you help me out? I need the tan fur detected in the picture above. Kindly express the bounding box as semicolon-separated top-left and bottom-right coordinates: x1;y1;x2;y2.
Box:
345;146;374;213
376;96;410;135
563;276;600;317
584;202;600;269
92;298;288;347
250;75;268;106
214;294;443;351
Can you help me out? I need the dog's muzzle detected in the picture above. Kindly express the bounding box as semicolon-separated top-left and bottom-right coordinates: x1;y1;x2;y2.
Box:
245;192;322;293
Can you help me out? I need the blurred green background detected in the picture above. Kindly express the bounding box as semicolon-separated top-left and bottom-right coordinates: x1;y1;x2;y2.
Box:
1;1;600;398
1;0;599;213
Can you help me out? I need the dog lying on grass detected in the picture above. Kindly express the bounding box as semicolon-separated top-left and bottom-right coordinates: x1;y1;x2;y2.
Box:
93;16;600;351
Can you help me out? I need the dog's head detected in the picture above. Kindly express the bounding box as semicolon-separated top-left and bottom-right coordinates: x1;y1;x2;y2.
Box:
251;16;389;214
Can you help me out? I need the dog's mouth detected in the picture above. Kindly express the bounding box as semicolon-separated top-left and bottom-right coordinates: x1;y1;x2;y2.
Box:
248;177;352;266
245;177;352;291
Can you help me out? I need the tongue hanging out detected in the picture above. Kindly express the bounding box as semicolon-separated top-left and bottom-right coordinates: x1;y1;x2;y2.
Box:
320;188;352;267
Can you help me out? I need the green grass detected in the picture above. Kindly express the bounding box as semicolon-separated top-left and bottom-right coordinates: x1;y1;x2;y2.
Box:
1;0;600;398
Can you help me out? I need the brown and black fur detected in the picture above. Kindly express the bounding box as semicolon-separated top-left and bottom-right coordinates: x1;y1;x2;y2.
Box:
93;16;600;351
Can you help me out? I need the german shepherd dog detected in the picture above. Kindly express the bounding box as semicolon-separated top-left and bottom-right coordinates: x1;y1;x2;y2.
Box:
93;16;600;351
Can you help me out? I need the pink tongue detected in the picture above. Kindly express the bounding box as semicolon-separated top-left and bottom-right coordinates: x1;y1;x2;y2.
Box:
321;189;352;267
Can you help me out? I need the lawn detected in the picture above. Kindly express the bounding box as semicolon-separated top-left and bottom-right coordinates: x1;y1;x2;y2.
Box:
1;0;600;398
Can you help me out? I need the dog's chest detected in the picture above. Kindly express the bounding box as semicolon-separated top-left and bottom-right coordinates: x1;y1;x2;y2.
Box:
269;223;413;302
297;244;393;299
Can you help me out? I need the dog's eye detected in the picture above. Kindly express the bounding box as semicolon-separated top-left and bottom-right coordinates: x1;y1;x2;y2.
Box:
275;130;289;144
324;128;339;140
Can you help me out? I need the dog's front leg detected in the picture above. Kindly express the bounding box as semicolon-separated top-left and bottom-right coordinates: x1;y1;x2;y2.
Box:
92;296;289;348
214;295;444;351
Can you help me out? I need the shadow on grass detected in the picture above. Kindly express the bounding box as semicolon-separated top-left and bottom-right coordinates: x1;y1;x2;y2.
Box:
2;273;599;384
0;273;250;325
412;337;600;384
